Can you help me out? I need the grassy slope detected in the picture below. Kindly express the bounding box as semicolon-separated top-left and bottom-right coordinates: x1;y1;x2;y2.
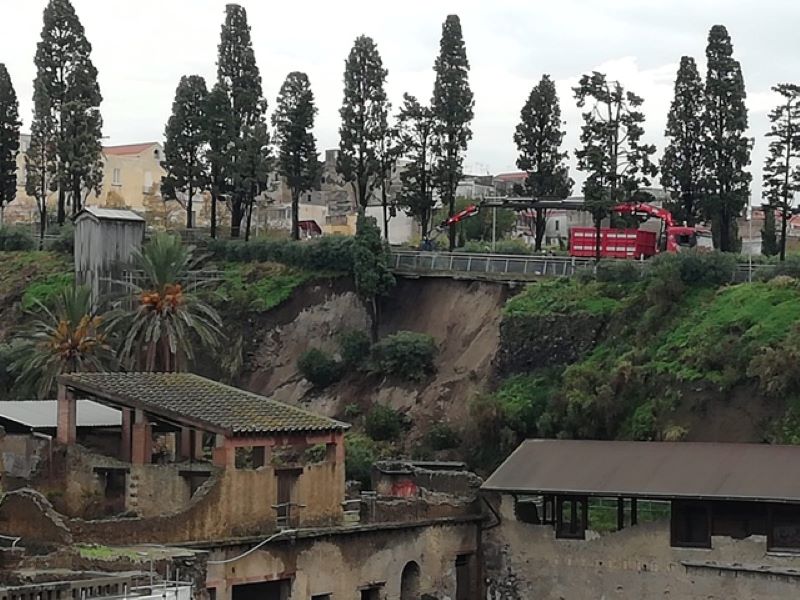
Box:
486;275;800;465
0;251;72;330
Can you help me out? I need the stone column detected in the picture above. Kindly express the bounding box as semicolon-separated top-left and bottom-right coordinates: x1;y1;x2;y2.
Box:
120;408;133;462
179;427;193;461
131;409;152;465
212;434;235;468
56;384;77;445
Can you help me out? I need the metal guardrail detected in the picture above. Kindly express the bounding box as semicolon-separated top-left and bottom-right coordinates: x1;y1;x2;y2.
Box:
390;250;774;283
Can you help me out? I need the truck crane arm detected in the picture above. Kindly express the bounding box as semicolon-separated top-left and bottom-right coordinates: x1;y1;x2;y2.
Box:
611;202;676;227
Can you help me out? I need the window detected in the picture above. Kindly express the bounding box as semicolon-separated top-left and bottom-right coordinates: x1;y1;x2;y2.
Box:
671;501;711;548
556;495;587;539
311;595;331;600
112;168;121;185
360;588;381;600
769;504;800;552
455;554;473;600
555;220;560;231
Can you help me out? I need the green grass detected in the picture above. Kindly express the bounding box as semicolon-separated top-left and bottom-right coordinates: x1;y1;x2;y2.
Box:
76;544;141;561
504;278;626;318
21;272;75;310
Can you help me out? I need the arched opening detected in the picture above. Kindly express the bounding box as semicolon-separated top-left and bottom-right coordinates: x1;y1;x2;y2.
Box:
400;561;421;600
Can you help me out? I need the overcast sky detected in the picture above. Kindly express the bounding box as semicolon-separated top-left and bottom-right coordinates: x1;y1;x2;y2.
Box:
3;0;799;202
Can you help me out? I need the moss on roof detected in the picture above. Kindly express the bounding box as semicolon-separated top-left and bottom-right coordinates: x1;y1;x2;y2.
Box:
58;372;348;436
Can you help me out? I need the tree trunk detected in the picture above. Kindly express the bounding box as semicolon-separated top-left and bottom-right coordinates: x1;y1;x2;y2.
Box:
39;201;47;250
210;189;217;239
57;186;65;225
534;208;547;251
381;181;389;241
230;195;243;238
72;178;81;218
369;296;379;344
186;186;193;229
448;190;456;251
595;216;602;262
291;188;300;241
244;192;254;242
781;206;789;262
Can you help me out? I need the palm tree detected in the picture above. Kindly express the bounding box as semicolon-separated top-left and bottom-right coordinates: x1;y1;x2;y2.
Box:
110;233;224;372
13;285;115;398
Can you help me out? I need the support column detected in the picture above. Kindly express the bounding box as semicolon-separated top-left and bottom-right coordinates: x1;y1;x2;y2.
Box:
212;434;235;468
617;497;625;531
179;427;193;461
131;409;152;465
631;498;638;526
56;384;77;445
120;408;133;462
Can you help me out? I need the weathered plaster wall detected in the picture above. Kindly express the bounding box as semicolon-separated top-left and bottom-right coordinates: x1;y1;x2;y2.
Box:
206;521;480;600
484;494;800;600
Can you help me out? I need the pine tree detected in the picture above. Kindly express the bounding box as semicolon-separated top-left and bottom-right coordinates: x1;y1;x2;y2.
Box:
217;3;270;239
33;0;103;223
337;35;388;213
702;25;751;252
26;86;57;243
514;74;573;250
661;56;705;227
573;72;658;261
761;206;779;257
204;84;234;239
353;214;395;342
0;64;21;226
763;84;800;261
272;72;319;241
162;75;209;229
396;94;437;244
431;15;474;251
376;124;402;240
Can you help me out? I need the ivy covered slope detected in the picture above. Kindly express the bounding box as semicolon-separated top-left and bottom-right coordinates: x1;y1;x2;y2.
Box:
479;253;800;468
0;251;73;326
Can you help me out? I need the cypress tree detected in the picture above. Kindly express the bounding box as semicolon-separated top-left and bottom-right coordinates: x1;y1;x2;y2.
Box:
353;214;395;343
573;72;657;261
26;83;57;243
337;35;388;213
376;124;402;240
33;0;103;223
431;14;474;251
396;94;437;244
217;3;270;239
761;207;779;257
514;74;573;250
162;75;209;229
701;25;751;252
204;83;234;239
0;64;21;226
763;84;800;261
661;56;705;227
272;72;319;241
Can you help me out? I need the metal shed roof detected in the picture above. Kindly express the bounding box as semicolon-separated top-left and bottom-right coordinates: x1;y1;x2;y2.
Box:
0;400;121;429
58;372;349;436
75;207;146;222
482;439;800;503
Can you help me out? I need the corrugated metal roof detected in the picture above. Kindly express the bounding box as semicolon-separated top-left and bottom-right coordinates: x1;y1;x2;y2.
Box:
0;400;121;428
482;439;800;503
77;206;146;222
58;372;349;436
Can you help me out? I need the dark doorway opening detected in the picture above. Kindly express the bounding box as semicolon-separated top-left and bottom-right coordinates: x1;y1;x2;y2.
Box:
232;579;291;600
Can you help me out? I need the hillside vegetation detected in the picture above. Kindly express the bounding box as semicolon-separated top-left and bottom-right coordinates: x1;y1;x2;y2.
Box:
473;253;800;470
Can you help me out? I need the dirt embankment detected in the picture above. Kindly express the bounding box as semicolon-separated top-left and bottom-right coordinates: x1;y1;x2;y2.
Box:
226;277;510;440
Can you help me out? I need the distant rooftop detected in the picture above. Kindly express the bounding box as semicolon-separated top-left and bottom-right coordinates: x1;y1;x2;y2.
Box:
103;142;159;156
58;372;348;436
0;400;121;429
483;439;800;503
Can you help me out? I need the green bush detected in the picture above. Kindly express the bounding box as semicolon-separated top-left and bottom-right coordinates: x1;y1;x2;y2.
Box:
0;226;35;251
208;236;355;272
338;330;371;368
364;404;404;441
345;433;388;486
595;260;641;284
370;331;436;380
646;251;736;287
46;224;74;255
425;423;461;450
758;255;800;281
630;401;656;441
297;348;342;388
21;273;75;311
460;239;533;255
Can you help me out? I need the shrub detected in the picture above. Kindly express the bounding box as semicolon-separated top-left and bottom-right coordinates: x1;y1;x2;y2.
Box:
0;226;35;251
758;255;800;281
364;404;404;441
646;251;736;287
345;433;383;486
595;260;641;284
338;330;371;368
21;273;75;311
630;401;656;441
46;224;74;255
303;443;328;464
425;423;461;450
297;348;342;388
492;239;534;255
370;331;436;380
208;236;356;272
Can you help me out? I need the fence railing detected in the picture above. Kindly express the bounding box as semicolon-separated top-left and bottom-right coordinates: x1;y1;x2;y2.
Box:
390;250;774;283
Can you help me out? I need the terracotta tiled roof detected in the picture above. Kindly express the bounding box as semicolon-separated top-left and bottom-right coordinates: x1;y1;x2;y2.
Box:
103;143;158;156
58;372;348;436
494;172;528;181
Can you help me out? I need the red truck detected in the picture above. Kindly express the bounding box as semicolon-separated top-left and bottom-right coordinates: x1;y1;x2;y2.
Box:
569;203;699;259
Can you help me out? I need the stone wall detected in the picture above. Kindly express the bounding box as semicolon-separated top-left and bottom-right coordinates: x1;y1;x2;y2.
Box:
205;520;481;600
484;494;800;600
